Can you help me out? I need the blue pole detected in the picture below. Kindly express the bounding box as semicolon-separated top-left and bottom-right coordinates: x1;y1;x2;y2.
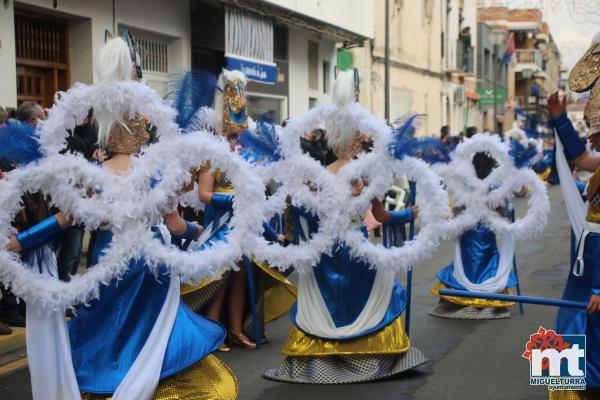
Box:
439;289;588;309
510;207;525;315
405;181;416;336
244;257;260;350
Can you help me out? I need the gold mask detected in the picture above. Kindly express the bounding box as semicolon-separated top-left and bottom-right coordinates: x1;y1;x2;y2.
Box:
107;113;150;154
569;42;600;137
222;79;248;135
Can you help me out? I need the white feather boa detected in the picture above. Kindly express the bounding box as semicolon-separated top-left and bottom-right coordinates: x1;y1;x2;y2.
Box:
0;81;265;311
251;103;451;273
433;134;550;240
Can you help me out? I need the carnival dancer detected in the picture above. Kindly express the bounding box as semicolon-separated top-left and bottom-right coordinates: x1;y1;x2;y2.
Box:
6;34;238;399
263;70;427;384
182;69;295;351
548;32;600;400
430;146;517;319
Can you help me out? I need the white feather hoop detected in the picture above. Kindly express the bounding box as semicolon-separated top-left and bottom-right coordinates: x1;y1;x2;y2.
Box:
251;103;450;273
0;80;265;311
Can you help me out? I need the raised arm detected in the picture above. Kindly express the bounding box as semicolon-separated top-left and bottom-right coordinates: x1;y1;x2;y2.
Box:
548;92;600;173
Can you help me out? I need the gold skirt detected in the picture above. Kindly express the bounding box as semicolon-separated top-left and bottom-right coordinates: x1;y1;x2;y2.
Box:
180;259;296;323
431;281;516;308
82;355;238;400
283;316;410;357
548;389;600;400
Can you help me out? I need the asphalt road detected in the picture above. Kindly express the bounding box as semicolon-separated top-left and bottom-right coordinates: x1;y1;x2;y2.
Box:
0;185;571;400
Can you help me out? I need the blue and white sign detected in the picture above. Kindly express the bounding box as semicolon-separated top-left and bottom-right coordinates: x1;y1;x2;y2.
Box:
226;55;277;85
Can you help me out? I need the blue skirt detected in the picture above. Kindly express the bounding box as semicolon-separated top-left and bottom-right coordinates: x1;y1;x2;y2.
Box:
436;223;517;290
555;232;600;389
68;229;226;394
290;241;406;341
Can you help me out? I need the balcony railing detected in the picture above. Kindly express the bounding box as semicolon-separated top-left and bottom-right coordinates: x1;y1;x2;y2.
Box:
456;40;474;73
516;49;542;69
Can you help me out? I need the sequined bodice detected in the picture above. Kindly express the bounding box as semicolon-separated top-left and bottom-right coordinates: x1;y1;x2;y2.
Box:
587;170;600;223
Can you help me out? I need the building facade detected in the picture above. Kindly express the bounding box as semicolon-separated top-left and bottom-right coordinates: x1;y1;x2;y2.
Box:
0;0;373;123
0;0;192;108
478;6;564;123
351;0;482;137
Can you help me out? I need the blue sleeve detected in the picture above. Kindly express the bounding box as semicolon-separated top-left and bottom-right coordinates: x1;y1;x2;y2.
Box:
210;193;234;210
262;221;279;242
387;208;414;225
16;216;63;250
551;113;585;160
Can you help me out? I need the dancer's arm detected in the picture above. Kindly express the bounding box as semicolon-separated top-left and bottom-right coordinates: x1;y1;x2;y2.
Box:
8;213;71;253
370;198;419;224
548;92;600;172
164;211;203;240
198;170;233;210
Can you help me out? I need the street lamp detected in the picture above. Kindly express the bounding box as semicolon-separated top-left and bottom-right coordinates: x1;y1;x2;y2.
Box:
491;29;504;134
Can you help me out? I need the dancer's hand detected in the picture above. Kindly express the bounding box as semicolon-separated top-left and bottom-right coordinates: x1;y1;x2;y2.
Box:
7;235;21;253
192;223;204;241
547;92;567;119
586;294;600;313
409;205;420;219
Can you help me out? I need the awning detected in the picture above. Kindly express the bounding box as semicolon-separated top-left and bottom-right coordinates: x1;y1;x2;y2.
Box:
466;90;481;101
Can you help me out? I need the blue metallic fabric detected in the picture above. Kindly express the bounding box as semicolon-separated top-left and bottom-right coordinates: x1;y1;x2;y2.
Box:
552;112;586;160
68;228;226;394
555;232;600;388
176;220;198;240
16;216;63;250
436;223;517;290
262;221;279;242
533;148;554;174
288;206;406;340
388;209;413;225
210;193;233;210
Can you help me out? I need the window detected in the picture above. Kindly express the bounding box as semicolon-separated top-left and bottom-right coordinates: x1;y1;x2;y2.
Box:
274;25;288;61
308;41;319;90
323;61;331;94
309;97;318;109
119;27;169;74
484;49;490;80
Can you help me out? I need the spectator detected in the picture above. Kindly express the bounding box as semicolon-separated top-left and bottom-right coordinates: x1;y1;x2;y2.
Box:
57;109;103;281
440;125;452;148
15;101;46;126
465;126;478;139
0;106;7;128
0;101;49;328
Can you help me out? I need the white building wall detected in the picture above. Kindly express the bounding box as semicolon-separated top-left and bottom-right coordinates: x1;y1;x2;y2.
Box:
262;0;374;39
0;0;191;107
0;1;17;108
287;28;336;118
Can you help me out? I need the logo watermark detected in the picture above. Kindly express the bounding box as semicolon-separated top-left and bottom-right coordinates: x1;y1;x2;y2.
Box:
522;326;586;391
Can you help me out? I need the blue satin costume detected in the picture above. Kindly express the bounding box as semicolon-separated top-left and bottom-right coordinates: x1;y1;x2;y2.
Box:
436;222;517;291
68;227;226;394
553;112;600;389
287;206;407;340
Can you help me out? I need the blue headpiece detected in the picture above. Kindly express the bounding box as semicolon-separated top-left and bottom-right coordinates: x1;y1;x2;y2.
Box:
238;114;281;164
166;69;218;132
0;122;43;169
388;113;450;164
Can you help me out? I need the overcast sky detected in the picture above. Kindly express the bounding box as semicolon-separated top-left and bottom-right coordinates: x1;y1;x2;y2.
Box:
482;0;600;70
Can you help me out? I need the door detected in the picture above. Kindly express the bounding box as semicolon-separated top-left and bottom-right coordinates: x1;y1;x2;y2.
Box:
15;11;69;107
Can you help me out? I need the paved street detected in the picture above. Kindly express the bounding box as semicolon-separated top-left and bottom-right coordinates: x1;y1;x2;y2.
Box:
0;185;571;399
